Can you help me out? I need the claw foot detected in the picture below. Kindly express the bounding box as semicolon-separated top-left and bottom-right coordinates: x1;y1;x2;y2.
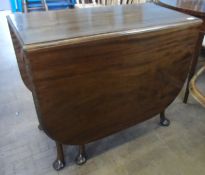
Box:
160;117;170;127
160;111;170;127
75;153;87;165
75;145;87;165
53;159;65;171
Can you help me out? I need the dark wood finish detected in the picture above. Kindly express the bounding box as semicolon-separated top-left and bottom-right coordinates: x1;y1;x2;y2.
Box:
53;142;65;170
75;145;87;165
26;26;200;144
7;3;201;46
155;0;205;103
8;23;31;90
56;143;64;163
8;2;201;163
160;111;170;126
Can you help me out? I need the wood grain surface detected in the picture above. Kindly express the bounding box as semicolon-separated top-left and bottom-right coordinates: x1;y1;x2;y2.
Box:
155;0;205;103
7;4;201;46
8;24;32;90
26;26;200;144
7;4;202;145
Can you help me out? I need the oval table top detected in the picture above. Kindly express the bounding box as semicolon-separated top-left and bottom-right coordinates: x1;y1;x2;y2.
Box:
8;3;200;47
156;0;205;18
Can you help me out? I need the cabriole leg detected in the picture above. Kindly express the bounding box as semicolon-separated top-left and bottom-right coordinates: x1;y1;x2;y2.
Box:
160;111;170;127
53;142;65;171
75;145;87;165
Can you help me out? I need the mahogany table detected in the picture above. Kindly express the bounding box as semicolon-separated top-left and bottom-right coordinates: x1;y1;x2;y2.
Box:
156;0;205;103
7;3;201;170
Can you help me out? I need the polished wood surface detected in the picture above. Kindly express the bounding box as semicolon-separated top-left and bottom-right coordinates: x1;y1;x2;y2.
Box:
28;26;200;144
8;24;31;90
156;0;205;103
7;3;200;46
8;4;201;145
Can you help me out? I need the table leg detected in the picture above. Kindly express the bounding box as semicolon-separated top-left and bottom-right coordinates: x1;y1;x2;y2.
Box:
53;142;65;171
183;33;204;103
75;145;87;165
160;110;170;127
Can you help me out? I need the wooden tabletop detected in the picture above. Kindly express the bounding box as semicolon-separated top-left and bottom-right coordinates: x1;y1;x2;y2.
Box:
7;3;201;49
157;0;205;18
